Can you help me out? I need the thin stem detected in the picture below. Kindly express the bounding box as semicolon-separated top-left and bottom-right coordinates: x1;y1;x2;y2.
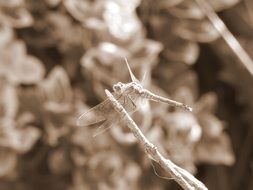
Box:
194;0;253;76
105;89;208;190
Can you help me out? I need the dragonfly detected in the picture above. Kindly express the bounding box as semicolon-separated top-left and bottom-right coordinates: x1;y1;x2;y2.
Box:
77;58;192;137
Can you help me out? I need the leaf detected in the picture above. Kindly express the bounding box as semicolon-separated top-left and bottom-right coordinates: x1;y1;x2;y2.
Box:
103;0;142;41
0;7;34;28
64;0;104;26
0;40;45;84
194;92;218;113
164;38;199;65
195;132;235;165
167;0;240;20
12;126;41;153
198;113;224;138
39;66;72;113
48;148;71;174
0;83;18;119
208;0;240;12
174;18;220;42
0;117;40;153
16;55;45;84
0;26;13;47
168;0;205;19
0;149;17;178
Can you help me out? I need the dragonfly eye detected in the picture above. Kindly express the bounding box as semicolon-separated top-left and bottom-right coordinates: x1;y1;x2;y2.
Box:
113;82;123;93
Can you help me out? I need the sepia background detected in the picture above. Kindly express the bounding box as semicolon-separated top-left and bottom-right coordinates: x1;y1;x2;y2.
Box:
0;0;253;190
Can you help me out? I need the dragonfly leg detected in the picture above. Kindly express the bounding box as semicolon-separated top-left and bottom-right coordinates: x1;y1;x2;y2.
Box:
126;95;136;111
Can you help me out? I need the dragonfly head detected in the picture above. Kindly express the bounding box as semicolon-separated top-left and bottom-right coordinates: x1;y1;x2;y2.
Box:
113;82;125;94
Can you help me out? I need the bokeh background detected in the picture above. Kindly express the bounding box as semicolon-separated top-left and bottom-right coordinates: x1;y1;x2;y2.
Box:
0;0;253;190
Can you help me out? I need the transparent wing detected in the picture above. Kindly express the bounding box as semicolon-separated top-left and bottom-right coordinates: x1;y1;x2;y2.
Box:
77;93;137;136
77;98;113;127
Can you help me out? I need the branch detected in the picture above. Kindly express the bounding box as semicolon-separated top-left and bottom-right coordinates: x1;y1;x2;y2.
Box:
194;0;253;76
105;89;208;190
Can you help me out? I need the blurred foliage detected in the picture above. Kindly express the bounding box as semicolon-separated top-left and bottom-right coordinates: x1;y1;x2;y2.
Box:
0;0;252;190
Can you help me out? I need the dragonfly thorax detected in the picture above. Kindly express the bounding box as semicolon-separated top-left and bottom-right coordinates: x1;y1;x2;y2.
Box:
113;81;143;95
129;82;143;92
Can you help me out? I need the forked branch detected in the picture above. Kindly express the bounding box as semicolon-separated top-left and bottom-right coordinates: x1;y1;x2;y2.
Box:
105;89;208;190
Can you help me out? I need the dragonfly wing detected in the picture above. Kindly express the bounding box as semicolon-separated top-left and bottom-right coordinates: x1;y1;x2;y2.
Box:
77;99;111;127
77;93;138;136
91;108;130;137
77;93;124;127
92;119;115;137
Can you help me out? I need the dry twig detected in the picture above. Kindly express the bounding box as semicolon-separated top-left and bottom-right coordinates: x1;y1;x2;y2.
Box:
105;89;208;190
194;0;253;76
